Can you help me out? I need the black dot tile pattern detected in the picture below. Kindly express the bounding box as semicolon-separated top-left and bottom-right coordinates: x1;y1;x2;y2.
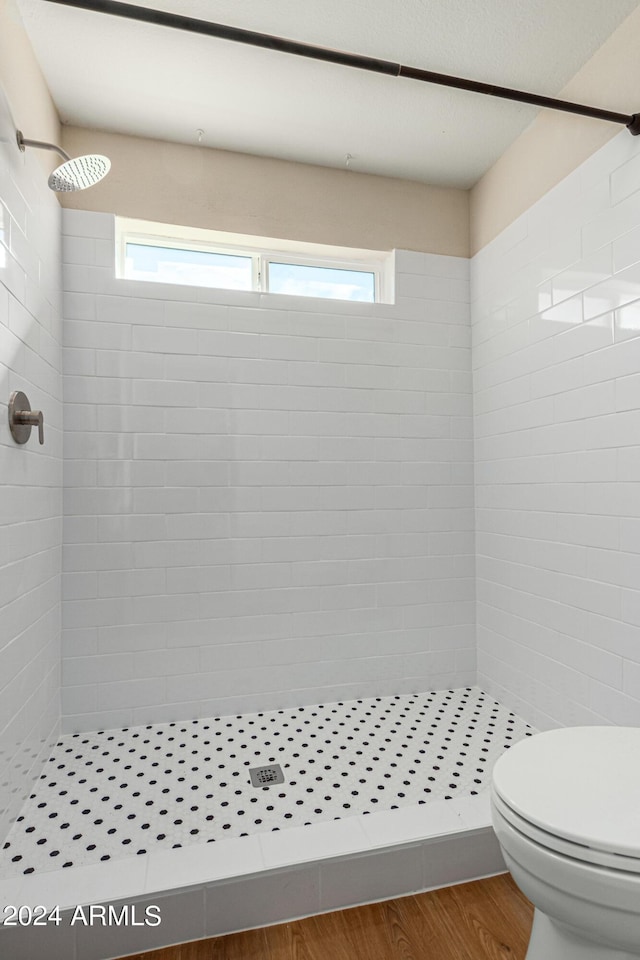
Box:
0;687;533;877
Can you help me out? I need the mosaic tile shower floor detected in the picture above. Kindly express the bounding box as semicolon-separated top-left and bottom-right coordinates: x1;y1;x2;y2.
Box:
0;686;532;877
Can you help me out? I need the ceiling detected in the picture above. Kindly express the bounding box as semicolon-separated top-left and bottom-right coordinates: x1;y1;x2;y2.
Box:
16;0;640;187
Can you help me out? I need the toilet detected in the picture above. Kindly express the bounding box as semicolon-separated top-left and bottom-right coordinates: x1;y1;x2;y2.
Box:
491;726;640;959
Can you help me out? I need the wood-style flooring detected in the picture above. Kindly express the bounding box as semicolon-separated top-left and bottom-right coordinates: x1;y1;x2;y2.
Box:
120;873;533;960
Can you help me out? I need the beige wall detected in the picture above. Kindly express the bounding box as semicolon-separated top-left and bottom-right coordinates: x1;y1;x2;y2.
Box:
60;126;470;257
471;4;640;254
0;0;59;156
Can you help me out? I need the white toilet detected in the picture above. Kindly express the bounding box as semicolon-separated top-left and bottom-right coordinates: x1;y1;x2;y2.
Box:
491;726;640;959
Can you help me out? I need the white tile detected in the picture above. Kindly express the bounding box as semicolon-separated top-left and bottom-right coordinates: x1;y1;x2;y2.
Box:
623;660;640;700
62;234;95;265
132;325;197;355
359;801;464;847
62;209;114;240
613;222;640;273
583;263;640;321
0;908;77;960
319;844;423;911
74;888;204;960
96;294;166;327
0;874;24;910
611;152;640;205
259;819;369;868
473;131;640;730
205;865;320;936
0;89;62;844
18;855;147;911
421;830;505;888
453;793;492;830
146;836;263;893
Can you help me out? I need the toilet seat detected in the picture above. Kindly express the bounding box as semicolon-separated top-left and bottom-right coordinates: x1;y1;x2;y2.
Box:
492;726;640;871
492;787;640;874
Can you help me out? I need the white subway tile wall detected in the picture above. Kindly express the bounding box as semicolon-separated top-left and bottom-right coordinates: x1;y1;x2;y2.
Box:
0;94;62;842
472;129;640;731
61;210;474;731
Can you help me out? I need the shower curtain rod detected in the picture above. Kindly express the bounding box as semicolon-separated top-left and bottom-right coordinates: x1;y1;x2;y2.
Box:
44;0;640;135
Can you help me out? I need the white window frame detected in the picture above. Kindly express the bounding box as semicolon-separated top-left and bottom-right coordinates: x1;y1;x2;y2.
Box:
116;218;393;303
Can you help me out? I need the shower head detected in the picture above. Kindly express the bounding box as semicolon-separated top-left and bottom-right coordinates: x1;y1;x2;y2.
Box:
48;154;111;192
16;130;111;192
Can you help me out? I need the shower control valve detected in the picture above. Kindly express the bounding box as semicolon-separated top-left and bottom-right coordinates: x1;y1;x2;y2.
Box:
8;391;44;445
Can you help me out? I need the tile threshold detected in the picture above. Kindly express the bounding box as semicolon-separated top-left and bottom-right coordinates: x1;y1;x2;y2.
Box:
2;791;493;912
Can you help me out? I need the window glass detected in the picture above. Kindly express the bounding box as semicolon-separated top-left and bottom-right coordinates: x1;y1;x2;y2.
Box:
118;220;388;303
268;262;375;302
125;242;253;290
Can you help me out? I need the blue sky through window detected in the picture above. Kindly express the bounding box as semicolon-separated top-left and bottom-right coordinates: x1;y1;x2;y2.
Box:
125;243;252;290
124;242;377;301
269;262;375;301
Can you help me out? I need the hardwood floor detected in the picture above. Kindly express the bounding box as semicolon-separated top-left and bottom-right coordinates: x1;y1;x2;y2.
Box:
120;874;533;960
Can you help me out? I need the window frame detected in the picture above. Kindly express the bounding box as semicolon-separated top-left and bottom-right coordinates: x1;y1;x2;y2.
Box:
116;218;392;303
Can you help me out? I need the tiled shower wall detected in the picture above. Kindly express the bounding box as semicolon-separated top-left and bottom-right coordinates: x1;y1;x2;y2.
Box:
0;94;62;840
62;209;474;732
473;129;640;730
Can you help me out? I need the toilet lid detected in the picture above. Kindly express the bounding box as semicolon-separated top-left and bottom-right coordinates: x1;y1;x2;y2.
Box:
492;726;640;859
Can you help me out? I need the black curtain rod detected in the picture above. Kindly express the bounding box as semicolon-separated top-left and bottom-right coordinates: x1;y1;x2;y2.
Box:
44;0;640;135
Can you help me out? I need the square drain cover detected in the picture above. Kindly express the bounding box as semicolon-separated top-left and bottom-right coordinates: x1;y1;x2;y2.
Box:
249;764;285;787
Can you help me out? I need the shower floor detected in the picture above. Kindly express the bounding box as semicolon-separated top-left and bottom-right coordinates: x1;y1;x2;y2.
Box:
0;687;532;879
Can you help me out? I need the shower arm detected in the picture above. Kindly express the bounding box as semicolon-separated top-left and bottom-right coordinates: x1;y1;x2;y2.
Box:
42;0;640;135
17;131;72;163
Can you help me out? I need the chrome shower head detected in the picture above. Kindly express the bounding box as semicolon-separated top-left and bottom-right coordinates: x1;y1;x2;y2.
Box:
17;130;111;192
48;154;111;192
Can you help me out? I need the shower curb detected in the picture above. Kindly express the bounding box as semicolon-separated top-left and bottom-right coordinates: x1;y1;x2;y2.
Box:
0;796;503;960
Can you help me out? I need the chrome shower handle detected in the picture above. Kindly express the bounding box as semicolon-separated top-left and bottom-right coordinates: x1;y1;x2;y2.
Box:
8;391;44;445
15;409;44;444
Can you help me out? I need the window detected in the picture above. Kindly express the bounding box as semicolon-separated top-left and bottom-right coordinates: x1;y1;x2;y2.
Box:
267;261;376;302
125;242;253;291
116;218;392;303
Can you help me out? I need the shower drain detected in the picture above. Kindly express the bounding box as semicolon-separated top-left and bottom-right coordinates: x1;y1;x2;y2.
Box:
249;764;285;787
